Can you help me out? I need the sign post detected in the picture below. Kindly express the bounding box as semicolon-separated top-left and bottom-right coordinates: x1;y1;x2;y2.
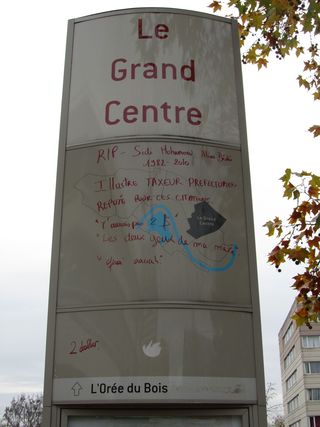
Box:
43;8;267;426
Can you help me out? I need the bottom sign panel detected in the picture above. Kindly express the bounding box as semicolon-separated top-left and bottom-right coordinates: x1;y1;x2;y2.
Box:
53;308;256;403
66;415;243;426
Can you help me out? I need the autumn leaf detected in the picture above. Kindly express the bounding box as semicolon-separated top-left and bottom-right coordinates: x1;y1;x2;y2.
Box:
310;175;320;187
296;307;308;318
289;209;302;224
282;239;290;248
295;46;304;57
293;189;300;199
268;245;286;266
289;247;309;263
299;201;312;215
280;168;292;185
292;312;308;326
309;125;320;138
208;1;222;12
309;186;320;198
264;220;276;236
257;57;268;69
297;75;311;90
283;182;295;199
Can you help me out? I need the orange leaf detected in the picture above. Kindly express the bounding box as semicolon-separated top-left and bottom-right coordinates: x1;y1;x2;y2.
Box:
208;1;222;12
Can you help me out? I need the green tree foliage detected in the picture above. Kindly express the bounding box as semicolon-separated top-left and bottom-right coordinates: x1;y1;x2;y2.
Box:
1;394;42;427
209;0;320;326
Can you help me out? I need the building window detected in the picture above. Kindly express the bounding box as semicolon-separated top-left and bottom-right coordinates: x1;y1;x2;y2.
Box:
309;416;320;427
304;361;320;374
289;421;300;427
284;346;295;370
288;395;299;413
286;370;297;391
308;389;320;400
302;336;320;348
284;322;294;345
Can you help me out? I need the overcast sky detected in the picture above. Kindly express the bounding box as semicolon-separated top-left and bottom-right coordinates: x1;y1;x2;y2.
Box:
0;0;319;417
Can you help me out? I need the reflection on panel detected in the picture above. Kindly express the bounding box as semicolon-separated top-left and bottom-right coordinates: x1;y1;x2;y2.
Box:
68;13;239;145
55;308;255;378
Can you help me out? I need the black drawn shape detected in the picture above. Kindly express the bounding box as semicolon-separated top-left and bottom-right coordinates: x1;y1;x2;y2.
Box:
187;201;226;239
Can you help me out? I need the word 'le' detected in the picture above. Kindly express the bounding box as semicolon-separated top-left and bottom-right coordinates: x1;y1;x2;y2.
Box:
138;18;169;40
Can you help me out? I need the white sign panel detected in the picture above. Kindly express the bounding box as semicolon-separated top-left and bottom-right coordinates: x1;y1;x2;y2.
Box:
58;140;250;308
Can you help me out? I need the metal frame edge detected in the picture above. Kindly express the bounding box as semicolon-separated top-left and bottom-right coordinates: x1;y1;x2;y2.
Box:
43;18;76;426
231;18;267;427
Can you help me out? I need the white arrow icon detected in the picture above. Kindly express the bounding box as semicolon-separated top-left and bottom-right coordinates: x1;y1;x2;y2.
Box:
71;382;83;397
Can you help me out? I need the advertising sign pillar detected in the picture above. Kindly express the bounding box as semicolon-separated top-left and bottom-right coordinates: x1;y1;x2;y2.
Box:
44;8;267;426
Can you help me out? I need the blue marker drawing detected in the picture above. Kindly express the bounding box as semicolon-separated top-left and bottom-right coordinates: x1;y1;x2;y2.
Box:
137;204;237;272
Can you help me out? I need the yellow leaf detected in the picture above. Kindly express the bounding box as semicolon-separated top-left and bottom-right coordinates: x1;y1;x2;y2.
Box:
264;220;275;236
280;168;292;184
297;75;311;90
313;91;320;101
296;47;304;57
246;46;258;63
292;312;309;326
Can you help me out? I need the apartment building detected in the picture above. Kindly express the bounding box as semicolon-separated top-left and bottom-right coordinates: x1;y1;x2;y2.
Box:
279;302;320;427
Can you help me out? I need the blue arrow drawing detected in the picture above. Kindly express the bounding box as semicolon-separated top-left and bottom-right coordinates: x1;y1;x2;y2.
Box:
137;204;238;272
